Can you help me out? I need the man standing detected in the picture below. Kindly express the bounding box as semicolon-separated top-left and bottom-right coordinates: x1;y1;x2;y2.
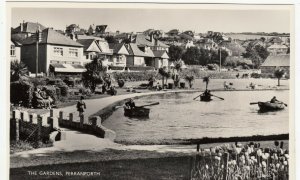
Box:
77;96;86;117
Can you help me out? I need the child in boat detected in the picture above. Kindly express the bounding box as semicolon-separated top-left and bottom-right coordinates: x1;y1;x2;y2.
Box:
77;96;86;117
125;98;136;109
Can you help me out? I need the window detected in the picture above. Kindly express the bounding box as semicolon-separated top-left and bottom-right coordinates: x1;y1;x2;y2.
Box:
86;54;89;59
54;47;63;56
10;45;15;56
69;48;78;57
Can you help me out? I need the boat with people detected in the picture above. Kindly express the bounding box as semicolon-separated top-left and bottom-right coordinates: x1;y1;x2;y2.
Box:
257;102;285;112
124;107;150;117
200;94;212;102
119;99;159;118
250;96;287;112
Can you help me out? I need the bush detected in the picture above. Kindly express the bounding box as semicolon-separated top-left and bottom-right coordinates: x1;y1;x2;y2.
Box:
10;80;34;107
117;79;125;88
58;85;69;97
112;71;158;81
207;64;219;71
27;77;48;87
251;73;261;79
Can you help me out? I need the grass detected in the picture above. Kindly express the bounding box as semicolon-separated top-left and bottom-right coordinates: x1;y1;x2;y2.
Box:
10;140;53;154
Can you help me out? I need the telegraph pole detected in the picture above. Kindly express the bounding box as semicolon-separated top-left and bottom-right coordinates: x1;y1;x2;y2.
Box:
36;30;39;77
219;48;222;72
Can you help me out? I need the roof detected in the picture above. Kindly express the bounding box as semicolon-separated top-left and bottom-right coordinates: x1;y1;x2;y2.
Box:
126;43;154;57
50;63;86;73
76;35;104;41
153;50;169;59
109;43;124;54
167;29;179;35
12;22;46;34
261;55;290;67
22;28;83;47
76;39;96;51
134;34;169;48
267;44;288;49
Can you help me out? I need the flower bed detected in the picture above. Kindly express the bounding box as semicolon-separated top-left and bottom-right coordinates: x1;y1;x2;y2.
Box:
191;141;289;180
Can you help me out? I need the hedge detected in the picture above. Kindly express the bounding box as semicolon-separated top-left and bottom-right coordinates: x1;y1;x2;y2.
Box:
112;71;158;82
10;80;34;107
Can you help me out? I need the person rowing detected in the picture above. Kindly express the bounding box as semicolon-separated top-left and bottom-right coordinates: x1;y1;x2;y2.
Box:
270;96;279;103
125;98;136;110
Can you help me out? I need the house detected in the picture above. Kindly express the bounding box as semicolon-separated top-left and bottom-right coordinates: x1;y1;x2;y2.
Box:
21;28;85;76
260;54;290;76
133;33;169;51
125;43;155;67
75;35;114;67
267;44;288;55
152;50;169;68
108;43;129;67
12;21;46;38
10;40;21;62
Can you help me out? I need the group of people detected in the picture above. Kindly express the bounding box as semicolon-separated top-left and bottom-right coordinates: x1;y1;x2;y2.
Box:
32;87;53;109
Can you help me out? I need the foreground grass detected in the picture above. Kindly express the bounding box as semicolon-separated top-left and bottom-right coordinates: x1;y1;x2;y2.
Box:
10;140;53;154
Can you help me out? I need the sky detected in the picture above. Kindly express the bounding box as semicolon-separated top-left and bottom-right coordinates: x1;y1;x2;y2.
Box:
11;8;290;33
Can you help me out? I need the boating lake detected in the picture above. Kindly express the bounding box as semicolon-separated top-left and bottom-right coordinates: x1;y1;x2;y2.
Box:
103;90;289;143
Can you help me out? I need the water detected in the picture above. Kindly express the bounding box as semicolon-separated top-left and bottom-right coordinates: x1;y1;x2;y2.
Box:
103;91;289;142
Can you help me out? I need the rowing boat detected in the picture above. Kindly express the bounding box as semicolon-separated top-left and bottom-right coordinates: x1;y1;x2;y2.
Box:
124;107;150;117
200;94;212;102
258;102;285;112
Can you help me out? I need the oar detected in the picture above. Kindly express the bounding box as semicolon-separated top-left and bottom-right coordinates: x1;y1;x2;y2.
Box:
211;94;224;100
250;101;288;107
139;102;159;108
193;94;202;100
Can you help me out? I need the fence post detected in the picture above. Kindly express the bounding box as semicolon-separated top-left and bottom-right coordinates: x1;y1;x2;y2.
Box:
223;152;229;180
29;114;33;123
36;115;42;146
15;119;20;141
50;109;54;117
196;143;200;152
47;117;53;130
59;111;63;124
69;113;73;122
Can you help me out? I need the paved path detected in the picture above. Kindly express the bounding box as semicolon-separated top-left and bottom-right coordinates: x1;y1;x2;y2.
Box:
51;89;198;121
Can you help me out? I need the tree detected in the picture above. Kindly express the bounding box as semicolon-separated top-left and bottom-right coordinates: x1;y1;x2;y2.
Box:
274;69;285;86
203;76;210;90
105;36;118;44
242;43;269;68
10;60;28;82
168;45;184;61
182;47;201;65
184;75;195;88
82;57;106;92
211;49;228;65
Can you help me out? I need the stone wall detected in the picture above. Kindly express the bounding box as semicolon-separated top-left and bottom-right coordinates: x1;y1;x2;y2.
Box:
10;110;59;144
58;111;116;141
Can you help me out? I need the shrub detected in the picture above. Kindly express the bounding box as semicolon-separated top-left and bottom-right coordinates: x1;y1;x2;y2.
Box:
58;85;69;97
207;64;219;71
27;77;48;87
112;71;158;81
10;80;34;107
117;79;125;88
251;73;261;79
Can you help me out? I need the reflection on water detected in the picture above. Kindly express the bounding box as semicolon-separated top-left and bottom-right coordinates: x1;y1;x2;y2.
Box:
103;91;289;142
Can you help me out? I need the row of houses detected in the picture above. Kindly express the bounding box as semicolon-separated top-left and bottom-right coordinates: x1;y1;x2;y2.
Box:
10;22;171;76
